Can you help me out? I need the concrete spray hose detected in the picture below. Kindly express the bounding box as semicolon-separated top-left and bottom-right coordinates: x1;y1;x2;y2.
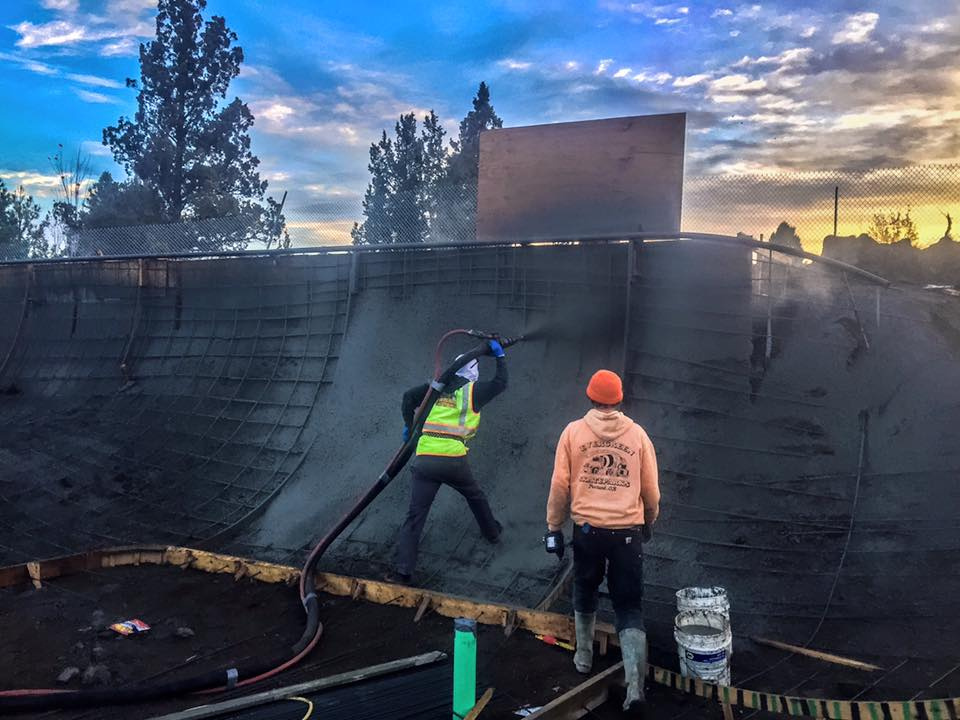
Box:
0;329;526;712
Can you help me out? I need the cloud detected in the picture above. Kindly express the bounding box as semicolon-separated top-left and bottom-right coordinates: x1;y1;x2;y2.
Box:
8;1;154;54
259;102;296;123
25;61;58;76
11;20;87;48
0;52;61;76
250;95;366;147
730;30;741;37
565;61;579;71
302;183;359;197
677;6;689;14
0;169;64;198
74;88;119;104
66;73;124;89
613;67;633;78
712;8;733;17
673;73;710;87
284;219;354;247
832;12;879;45
499;58;532;71
710;73;767;93
100;38;139;57
655;17;683;25
801;26;817;38
595;58;614;74
81;140;112;158
733;47;813;70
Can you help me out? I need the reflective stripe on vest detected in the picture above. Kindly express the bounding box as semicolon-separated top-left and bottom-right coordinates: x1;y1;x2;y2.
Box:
416;383;481;457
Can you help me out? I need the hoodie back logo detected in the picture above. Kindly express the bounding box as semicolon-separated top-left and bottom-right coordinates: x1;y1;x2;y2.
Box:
580;451;631;491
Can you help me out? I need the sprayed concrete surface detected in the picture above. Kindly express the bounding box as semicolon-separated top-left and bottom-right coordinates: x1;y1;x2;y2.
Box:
1;240;959;700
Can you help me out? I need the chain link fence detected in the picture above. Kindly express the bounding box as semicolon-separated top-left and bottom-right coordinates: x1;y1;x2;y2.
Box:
3;163;958;261
683;164;960;254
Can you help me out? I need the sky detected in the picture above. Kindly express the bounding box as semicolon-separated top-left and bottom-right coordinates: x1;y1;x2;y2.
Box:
1;0;958;248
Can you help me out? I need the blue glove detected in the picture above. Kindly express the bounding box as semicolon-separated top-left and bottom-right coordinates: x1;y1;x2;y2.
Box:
488;339;505;358
402;425;410;442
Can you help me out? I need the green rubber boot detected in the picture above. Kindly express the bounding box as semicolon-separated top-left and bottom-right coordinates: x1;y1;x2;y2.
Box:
620;628;648;715
573;611;596;674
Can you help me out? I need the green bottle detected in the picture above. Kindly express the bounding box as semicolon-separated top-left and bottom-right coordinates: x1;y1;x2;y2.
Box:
453;617;477;719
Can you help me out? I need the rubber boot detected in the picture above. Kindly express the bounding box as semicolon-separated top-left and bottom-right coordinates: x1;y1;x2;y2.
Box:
573;612;596;674
619;627;648;715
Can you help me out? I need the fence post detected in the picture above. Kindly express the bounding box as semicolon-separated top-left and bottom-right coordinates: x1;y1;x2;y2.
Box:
833;186;839;237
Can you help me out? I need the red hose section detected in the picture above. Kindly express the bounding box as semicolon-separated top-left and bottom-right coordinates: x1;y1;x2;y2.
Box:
433;329;471;378
194;622;324;695
0;689;69;697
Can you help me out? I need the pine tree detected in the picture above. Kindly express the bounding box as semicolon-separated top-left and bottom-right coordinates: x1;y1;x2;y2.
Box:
352;85;503;245
0;181;47;259
420;110;447;237
102;0;267;227
390;113;427;244
352;132;394;245
83;172;165;229
438;82;502;241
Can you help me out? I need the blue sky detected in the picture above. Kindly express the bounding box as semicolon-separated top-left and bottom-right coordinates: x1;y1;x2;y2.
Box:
1;0;958;244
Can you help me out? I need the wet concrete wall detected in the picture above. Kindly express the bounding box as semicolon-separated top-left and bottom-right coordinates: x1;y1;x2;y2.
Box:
1;241;959;697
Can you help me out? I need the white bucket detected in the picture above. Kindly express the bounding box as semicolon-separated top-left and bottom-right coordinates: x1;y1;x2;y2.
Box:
674;609;732;686
676;587;730;621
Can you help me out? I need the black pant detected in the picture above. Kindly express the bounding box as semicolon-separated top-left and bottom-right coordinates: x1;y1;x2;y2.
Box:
395;455;499;576
572;524;645;632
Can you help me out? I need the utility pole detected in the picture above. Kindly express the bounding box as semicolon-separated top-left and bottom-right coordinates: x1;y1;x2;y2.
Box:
833;186;839;237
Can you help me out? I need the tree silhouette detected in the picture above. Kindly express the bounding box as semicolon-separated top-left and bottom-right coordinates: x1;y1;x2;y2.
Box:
100;0;280;251
0;181;47;259
420;110;447;237
351;131;394;245
390;113;428;244
438;82;502;241
769;221;802;251
83;172;165;229
867;209;919;245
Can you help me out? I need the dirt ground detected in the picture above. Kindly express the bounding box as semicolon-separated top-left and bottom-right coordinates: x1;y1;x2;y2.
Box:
0;564;791;720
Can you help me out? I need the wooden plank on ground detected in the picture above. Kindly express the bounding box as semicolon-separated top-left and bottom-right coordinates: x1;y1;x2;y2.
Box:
751;637;883;672
162;547;299;586
464;687;495;719
146;651;447;720
525;662;624;719
414;594;431;623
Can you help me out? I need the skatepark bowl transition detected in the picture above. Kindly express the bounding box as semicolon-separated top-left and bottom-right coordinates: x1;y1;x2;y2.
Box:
0;235;959;704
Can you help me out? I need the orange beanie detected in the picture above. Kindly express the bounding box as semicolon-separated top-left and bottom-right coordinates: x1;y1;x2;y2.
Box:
586;369;623;405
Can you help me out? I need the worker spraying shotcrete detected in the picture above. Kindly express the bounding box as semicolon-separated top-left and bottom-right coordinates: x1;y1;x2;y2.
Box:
389;338;509;584
544;369;660;715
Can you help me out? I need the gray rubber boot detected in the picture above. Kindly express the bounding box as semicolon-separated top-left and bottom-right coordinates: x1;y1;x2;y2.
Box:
573;611;596;674
619;628;648;714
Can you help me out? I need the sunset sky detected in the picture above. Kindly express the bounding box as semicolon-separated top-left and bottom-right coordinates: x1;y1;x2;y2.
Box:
1;0;958;249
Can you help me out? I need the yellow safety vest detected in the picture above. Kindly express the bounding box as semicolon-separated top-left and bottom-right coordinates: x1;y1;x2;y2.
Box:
416;383;481;457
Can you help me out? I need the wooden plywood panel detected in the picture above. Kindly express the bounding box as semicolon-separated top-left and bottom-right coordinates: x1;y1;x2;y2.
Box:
477;113;685;242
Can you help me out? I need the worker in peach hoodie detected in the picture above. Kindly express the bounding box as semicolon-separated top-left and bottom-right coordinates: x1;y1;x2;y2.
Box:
544;369;660;715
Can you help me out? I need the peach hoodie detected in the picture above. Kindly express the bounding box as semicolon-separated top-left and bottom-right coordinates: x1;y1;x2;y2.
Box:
547;409;660;531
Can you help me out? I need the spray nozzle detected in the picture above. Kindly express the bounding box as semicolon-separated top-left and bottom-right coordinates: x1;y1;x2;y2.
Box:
465;329;499;340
